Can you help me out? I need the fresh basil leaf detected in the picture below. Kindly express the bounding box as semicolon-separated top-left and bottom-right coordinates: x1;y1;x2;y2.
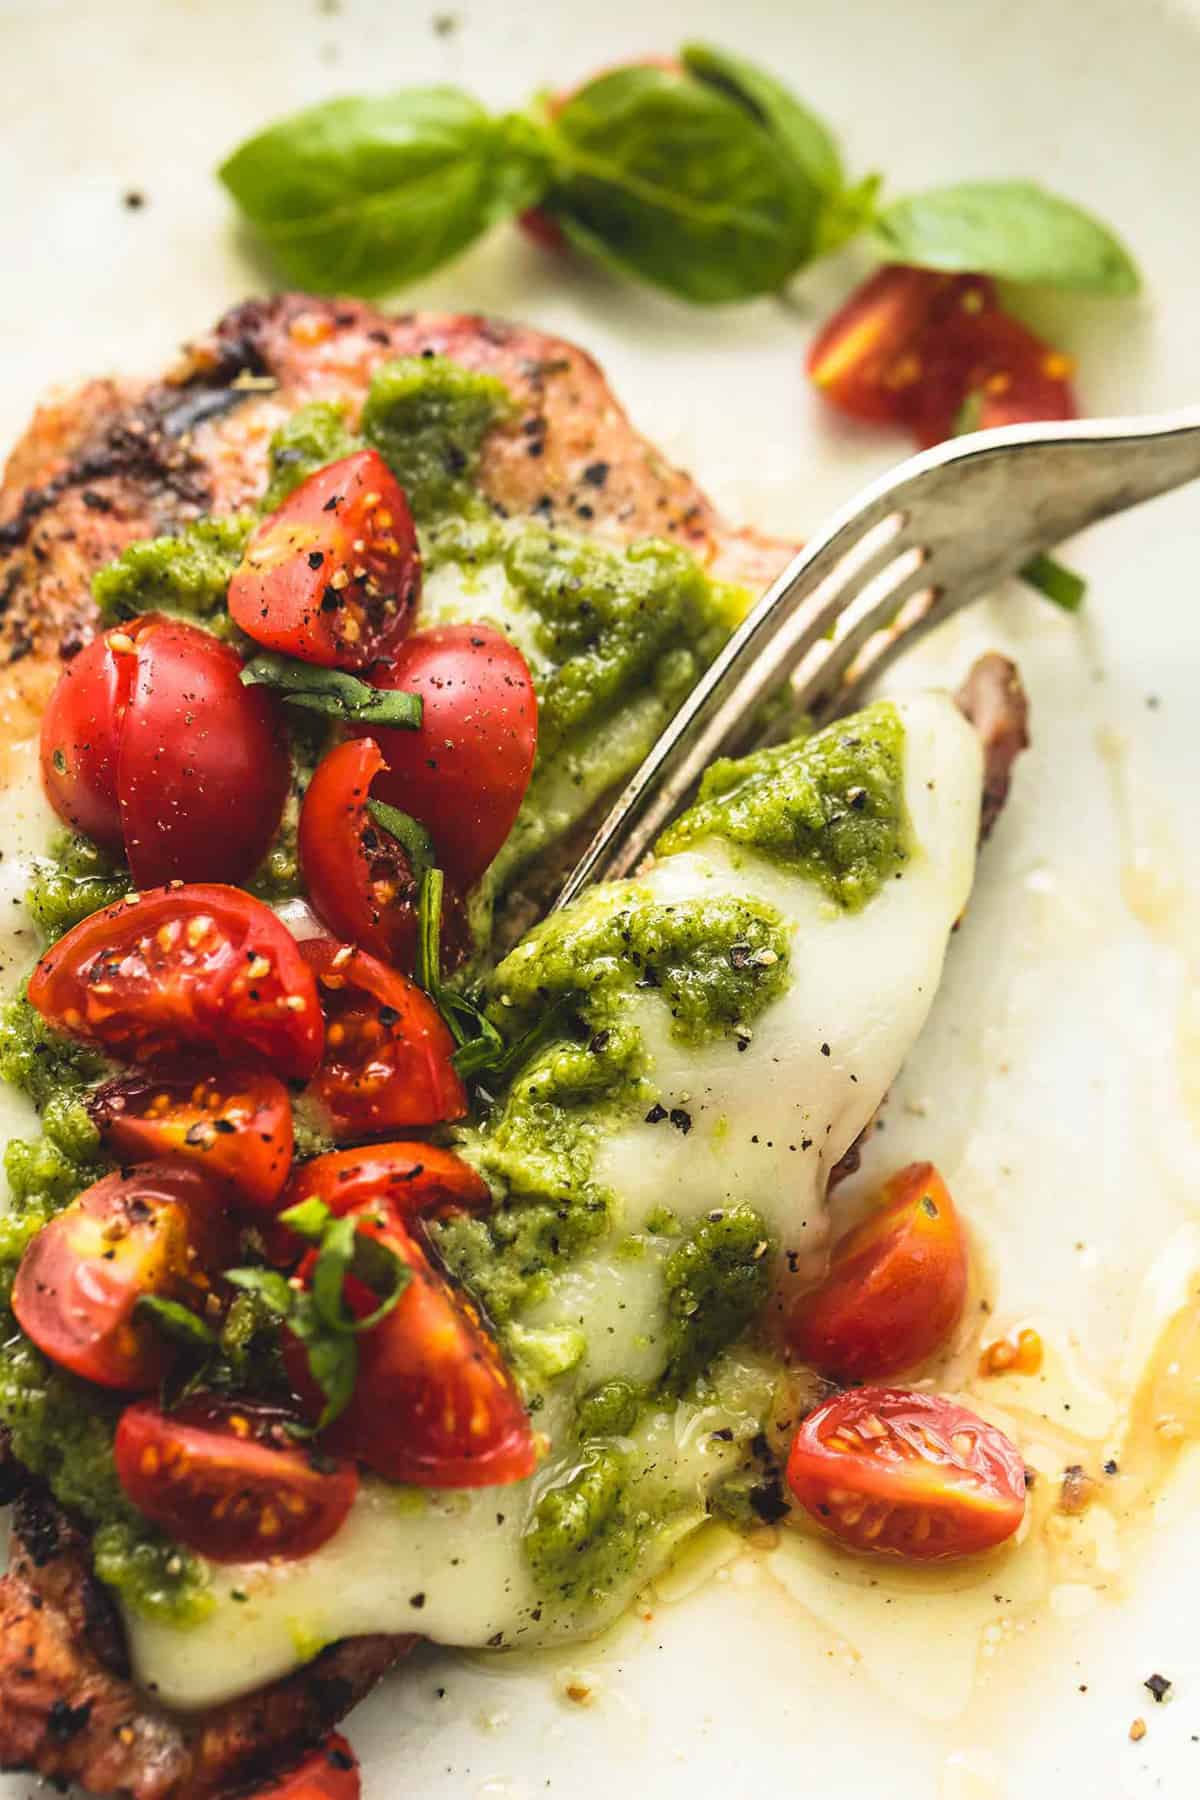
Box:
813;171;884;258
136;1295;217;1351
278;1196;333;1245
416;865;447;999
312;1214;361;1333
289;1299;359;1431
241;653;423;728
680;42;843;195
549;65;822;303
1020;551;1087;613
874;181;1140;295
219;90;552;296
366;800;436;876
224;1267;295;1317
345;1232;410;1334
453;993;573;1082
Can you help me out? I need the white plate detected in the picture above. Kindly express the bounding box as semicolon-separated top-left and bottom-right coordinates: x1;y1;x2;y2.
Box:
4;1;1200;1795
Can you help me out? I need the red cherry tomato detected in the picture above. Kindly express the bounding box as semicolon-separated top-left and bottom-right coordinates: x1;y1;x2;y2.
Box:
39;616;290;887
89;1066;294;1212
302;941;465;1138
28;885;324;1080
12;1162;233;1390
298;738;420;969
352;624;537;891
807;265;1077;447
284;1185;536;1488
229;450;420;670
283;1141;491;1224
39;628;133;853
786;1387;1027;1560
785;1163;968;1381
243;1737;360;1800
114;1397;359;1562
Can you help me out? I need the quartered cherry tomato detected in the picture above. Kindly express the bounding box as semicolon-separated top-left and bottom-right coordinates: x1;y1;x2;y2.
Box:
243;1737;361;1800
39;614;290;886
229;450;420;670
284;1182;536;1488
114;1396;359;1561
28;885;324;1080
302;941;465;1137
12;1162;233;1390
807;265;1077;447
785;1163;968;1381
352;624;538;891
89;1066;294;1212
786;1387;1027;1560
299;738;421;969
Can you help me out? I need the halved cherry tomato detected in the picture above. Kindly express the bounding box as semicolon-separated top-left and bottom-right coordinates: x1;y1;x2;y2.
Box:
114;1396;359;1561
283;1142;491;1224
29;885;324;1079
299;738;420;969
302;941;465;1137
244;1736;360;1800
229;450;420;670
40;614;290;887
785;1162;968;1381
807;265;1077;447
89;1067;294;1212
12;1162;233;1390
351;624;537;891
284;1187;536;1488
786;1387;1027;1560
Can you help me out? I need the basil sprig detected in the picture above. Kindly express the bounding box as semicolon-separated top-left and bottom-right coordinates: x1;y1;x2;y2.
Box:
136;1294;218;1353
366;799;436;876
226;1200;410;1432
219;47;1139;304
240;652;423;727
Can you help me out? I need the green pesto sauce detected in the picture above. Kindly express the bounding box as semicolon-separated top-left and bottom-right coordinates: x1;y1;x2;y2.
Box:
263;401;357;510
660;1206;771;1396
361;356;513;520
657;702;910;909
92;514;253;630
435;891;787;1323
26;833;131;941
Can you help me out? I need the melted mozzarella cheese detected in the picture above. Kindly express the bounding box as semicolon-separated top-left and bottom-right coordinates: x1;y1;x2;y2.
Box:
121;691;982;1711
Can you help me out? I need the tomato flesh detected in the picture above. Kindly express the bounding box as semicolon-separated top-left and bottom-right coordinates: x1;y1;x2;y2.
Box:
786;1387;1027;1560
785;1162;968;1381
244;1736;361;1800
40;616;290;886
285;1189;536;1488
807;265;1077;447
283;1142;491;1223
229;450;420;670
352;624;537;891
302;940;465;1137
29;885;324;1079
114;1396;359;1561
12;1162;232;1390
299;738;420;969
89;1066;294;1212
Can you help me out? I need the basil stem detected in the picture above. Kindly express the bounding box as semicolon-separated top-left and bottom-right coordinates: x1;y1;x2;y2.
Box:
1019;552;1087;613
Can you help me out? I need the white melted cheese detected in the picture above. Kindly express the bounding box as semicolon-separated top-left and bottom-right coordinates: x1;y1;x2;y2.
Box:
120;692;982;1711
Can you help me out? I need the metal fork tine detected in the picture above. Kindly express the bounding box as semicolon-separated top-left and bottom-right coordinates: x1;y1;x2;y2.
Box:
553;403;1200;908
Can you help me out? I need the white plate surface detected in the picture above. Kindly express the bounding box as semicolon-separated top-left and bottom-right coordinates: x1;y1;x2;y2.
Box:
3;1;1200;1795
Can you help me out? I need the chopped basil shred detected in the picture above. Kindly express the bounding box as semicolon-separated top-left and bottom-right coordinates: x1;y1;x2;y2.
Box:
366;800;436;876
226;1201;410;1432
239;653;423;727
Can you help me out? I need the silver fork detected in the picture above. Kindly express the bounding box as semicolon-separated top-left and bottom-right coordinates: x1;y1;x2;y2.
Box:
553;406;1200;909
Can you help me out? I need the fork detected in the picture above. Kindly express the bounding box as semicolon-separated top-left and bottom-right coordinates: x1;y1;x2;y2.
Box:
552;406;1200;909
